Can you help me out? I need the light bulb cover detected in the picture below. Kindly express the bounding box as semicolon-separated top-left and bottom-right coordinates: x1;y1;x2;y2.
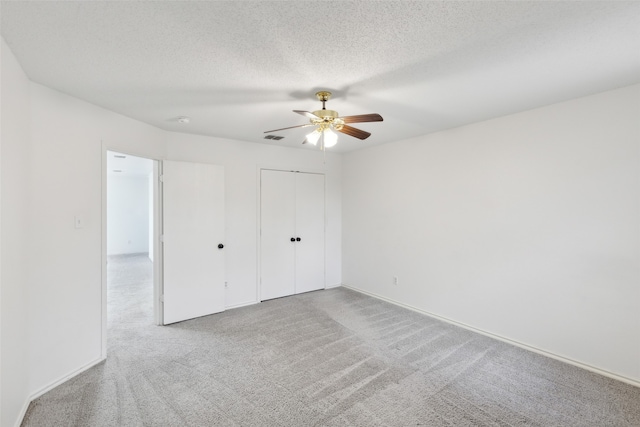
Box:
324;129;338;147
305;129;321;145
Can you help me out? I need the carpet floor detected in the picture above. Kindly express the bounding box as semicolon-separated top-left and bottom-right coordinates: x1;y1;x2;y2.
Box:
22;254;640;426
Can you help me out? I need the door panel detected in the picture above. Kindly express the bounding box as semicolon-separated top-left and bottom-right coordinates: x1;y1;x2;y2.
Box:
163;160;225;324
295;173;325;293
260;170;296;300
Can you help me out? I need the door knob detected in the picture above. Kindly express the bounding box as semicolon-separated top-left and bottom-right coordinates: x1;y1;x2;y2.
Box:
296;237;301;241
290;237;295;242
218;244;224;249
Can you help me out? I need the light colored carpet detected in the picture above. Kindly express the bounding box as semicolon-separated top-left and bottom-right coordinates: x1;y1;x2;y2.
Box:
22;254;640;426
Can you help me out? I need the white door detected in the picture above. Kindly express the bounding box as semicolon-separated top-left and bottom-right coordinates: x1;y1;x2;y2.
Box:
260;169;296;300
295;173;325;293
260;170;325;300
163;160;225;324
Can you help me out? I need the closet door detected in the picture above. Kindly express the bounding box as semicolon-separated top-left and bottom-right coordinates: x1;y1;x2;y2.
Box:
295;173;325;293
260;170;296;300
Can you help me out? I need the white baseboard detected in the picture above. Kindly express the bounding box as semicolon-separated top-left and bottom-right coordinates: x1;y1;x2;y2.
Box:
14;397;32;427
226;285;342;309
16;357;106;427
343;284;640;389
30;357;106;401
15;296;259;426
226;300;259;310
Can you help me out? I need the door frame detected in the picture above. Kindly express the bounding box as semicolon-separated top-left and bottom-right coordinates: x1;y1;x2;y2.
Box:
100;144;164;359
256;166;326;302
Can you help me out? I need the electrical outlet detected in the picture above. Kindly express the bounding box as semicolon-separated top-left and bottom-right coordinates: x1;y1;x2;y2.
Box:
393;276;399;285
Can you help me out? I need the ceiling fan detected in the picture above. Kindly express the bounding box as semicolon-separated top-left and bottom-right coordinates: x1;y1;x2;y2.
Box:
264;91;383;149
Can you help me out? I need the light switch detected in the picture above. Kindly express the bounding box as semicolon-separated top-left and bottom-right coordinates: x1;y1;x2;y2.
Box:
74;216;84;229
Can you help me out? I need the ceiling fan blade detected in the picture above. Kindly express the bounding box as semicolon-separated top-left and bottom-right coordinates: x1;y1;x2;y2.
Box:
339;113;383;124
293;110;320;120
264;123;315;133
337;124;371;140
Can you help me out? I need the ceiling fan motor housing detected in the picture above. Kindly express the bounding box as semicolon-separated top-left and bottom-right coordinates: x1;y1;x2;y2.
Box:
312;109;338;120
311;109;344;130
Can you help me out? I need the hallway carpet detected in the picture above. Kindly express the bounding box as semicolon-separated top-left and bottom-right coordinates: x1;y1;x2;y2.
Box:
22;254;640;426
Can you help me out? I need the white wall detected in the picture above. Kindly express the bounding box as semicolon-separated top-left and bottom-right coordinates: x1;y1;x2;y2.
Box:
1;38;32;427
165;133;342;308
107;174;150;255
342;84;640;384
2;40;341;424
26;82;167;404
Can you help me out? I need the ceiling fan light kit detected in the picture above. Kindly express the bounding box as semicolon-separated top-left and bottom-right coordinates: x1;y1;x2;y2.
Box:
265;91;383;150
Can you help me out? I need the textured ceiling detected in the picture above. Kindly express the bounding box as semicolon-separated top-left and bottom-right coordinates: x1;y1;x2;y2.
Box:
2;1;639;153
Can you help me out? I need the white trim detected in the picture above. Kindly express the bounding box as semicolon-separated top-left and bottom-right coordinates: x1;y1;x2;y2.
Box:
325;283;342;289
255;166;261;304
106;252;149;257
100;143;107;358
13;399;30;427
343;284;640;389
154;160;163;326
226;300;259;310
28;357;106;400
16;357;106;427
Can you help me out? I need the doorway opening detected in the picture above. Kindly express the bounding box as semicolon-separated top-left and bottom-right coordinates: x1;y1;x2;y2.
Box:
106;151;159;351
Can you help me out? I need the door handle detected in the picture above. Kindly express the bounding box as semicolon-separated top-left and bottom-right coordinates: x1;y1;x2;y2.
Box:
290;237;295;242
218;244;224;249
296;237;301;242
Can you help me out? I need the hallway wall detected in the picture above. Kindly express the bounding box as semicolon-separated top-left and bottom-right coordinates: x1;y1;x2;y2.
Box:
107;174;150;255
